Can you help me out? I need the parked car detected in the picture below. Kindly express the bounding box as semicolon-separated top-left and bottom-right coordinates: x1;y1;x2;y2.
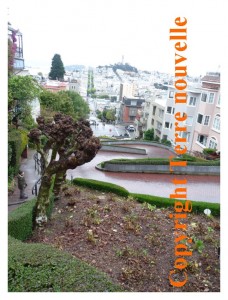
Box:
127;125;135;131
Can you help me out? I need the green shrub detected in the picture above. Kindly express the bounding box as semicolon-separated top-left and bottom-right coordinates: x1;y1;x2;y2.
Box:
130;193;220;216
8;236;123;292
102;157;220;166
72;178;129;197
8;199;36;241
203;148;217;155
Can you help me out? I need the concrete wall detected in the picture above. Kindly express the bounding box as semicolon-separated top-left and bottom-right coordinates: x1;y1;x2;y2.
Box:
100;145;146;154
102;163;220;175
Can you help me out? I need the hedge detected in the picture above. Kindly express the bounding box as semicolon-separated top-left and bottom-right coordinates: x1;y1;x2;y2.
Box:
8;128;29;177
8;180;55;241
72;178;219;216
8;199;36;241
102;158;220;166
8;236;123;292
131;193;220;216
72;178;129;197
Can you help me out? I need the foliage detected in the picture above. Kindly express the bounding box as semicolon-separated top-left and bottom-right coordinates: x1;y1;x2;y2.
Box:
102;157;220;166
131;193;220;216
73;178;129;197
8;129;29;177
8;199;36;241
8;236;123;292
8;75;41;103
40;89;89;120
58;90;90;119
161;139;171;146
143;129;154;141
8;75;41;128
49;54;65;80
8;38;15;75
104;109;116;121
203;148;217;155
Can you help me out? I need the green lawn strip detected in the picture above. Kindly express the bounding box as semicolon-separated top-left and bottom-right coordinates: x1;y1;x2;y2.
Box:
8;236;123;292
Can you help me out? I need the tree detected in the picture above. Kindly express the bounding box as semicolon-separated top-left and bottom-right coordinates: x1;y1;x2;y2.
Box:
49;54;65;81
58;91;90;119
143;129;154;141
105;109;116;122
40;90;90;120
28;113;101;226
8;75;41;129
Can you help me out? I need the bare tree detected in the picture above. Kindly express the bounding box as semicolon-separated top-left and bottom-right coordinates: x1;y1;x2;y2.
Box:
28;113;101;226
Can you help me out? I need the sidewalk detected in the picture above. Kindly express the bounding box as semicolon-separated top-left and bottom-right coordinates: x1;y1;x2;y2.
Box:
8;149;40;213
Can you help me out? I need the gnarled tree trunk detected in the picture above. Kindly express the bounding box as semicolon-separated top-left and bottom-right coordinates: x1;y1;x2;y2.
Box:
34;173;53;225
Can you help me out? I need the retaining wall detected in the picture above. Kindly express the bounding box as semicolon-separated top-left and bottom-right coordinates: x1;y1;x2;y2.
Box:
101;163;220;175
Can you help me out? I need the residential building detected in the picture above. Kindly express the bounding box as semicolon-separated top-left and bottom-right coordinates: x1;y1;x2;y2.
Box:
191;73;220;152
120;97;145;123
8;23;24;72
43;80;69;93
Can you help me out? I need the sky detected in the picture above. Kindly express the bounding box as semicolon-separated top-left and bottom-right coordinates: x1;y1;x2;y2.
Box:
5;0;226;76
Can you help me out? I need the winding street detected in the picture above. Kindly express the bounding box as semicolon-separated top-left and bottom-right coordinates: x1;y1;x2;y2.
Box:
66;144;220;203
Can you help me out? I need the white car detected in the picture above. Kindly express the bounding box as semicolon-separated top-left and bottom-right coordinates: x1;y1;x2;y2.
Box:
127;125;135;131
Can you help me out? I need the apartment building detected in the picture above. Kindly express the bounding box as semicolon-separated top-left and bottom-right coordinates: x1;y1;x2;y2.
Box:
119;96;145;123
191;73;220;152
140;72;220;153
119;83;137;101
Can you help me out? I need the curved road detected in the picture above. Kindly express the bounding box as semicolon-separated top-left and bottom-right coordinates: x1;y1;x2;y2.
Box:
66;145;220;203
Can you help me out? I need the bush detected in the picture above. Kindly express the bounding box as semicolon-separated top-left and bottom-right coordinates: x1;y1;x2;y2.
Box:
8;199;36;241
72;178;129;197
102;157;220;166
8;236;123;292
203;148;217;155
143;129;154;141
130;193;220;216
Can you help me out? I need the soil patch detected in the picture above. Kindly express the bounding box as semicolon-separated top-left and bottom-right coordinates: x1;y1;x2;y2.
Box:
27;185;220;292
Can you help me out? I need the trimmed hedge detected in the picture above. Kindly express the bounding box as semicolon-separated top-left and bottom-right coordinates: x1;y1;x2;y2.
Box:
131;193;220;216
8;181;55;241
72;178;219;216
8;199;36;241
72;178;129;197
8;236;123;292
102;157;220;166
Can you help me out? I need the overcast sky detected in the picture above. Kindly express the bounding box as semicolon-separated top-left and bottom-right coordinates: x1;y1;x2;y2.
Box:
6;0;225;76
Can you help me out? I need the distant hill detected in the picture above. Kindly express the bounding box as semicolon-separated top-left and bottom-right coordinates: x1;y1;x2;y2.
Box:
112;63;138;73
97;63;138;73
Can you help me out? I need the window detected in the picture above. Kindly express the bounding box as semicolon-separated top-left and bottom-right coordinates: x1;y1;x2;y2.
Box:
151;119;154;125
182;131;190;142
197;135;208;146
131;100;137;106
157;121;162;130
217;95;221;106
208;93;214;104
186;116;193;126
189;96;197;106
158;109;164;118
169;91;174;98
213;114;220;131
129;108;137;116
165;122;170;128
197;114;203;124
201;93;207;102
172;108;175;114
208;137;218;149
166;106;172;114
152;106;156;115
204;115;210;126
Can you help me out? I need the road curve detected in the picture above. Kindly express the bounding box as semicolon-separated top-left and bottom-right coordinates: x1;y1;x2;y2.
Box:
66;145;220;203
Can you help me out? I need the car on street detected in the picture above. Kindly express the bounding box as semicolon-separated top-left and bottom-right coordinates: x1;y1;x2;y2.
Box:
126;125;135;131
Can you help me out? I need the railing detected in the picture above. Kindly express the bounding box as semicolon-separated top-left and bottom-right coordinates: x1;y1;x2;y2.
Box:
32;177;42;196
33;152;45;175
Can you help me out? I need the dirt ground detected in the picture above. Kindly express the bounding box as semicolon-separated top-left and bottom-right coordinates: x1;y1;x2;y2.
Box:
27;184;220;292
